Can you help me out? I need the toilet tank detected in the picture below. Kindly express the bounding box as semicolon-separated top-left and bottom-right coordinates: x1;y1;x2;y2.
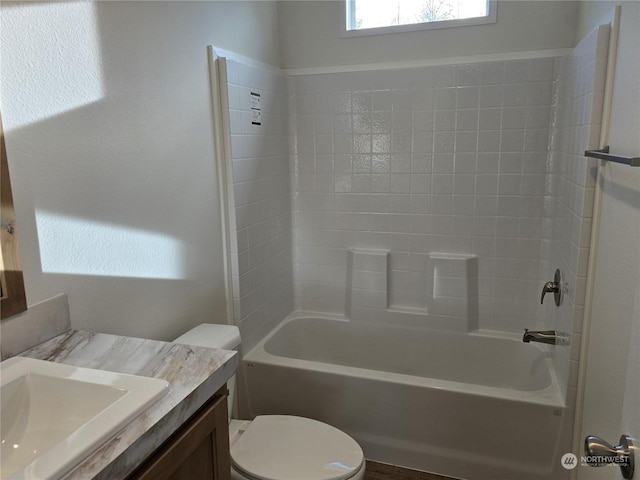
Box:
173;323;241;351
173;324;241;422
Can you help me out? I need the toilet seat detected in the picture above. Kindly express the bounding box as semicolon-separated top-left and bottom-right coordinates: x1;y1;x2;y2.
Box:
231;415;364;480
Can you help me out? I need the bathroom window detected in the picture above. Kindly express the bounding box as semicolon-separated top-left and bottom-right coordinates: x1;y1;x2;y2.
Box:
342;0;496;37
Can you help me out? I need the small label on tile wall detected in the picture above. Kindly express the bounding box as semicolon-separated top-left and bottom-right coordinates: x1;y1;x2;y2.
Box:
251;92;261;126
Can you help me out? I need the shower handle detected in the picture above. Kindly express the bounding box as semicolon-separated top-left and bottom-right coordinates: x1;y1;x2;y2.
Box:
541;269;562;306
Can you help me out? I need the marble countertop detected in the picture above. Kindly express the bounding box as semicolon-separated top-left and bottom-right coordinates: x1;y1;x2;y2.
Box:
18;329;238;480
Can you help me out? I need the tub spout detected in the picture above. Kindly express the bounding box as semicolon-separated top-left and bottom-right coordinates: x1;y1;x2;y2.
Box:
523;329;565;345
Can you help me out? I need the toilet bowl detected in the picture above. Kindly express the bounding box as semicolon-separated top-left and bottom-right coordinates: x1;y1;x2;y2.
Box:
173;324;366;480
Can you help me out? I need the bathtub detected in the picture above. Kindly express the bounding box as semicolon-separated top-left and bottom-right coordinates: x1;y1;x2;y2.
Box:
240;313;571;480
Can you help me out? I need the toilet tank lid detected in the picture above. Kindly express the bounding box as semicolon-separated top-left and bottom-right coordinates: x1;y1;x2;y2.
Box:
173;323;241;350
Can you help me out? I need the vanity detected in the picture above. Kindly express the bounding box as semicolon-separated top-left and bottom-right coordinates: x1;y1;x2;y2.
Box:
13;329;238;480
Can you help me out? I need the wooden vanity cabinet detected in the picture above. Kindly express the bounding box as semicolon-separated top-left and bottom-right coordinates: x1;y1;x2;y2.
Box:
128;386;231;480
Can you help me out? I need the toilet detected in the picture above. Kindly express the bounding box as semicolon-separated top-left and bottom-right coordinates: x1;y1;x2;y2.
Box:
173;324;366;480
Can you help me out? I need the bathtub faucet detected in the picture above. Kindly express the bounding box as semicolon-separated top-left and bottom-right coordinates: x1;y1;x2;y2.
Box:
522;329;568;345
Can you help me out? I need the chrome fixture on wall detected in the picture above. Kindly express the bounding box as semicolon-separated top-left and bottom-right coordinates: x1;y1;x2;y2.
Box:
584;434;635;479
584;146;640;167
541;269;563;306
522;329;570;346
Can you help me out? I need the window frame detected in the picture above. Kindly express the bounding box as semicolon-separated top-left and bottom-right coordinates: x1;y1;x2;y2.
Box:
340;0;498;38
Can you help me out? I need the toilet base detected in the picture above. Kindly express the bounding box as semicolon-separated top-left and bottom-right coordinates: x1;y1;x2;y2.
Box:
231;463;366;480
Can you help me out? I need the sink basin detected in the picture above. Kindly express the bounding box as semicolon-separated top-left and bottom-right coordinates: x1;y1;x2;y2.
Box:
1;356;169;480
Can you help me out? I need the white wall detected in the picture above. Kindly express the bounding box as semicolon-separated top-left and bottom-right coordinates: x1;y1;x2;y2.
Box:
280;0;579;70
0;1;281;342
578;2;640;478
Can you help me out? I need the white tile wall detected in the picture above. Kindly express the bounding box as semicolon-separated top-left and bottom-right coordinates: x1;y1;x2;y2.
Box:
290;58;557;331
545;25;609;397
222;58;294;348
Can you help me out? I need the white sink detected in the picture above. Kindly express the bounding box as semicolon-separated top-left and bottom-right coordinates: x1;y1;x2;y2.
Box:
0;356;169;480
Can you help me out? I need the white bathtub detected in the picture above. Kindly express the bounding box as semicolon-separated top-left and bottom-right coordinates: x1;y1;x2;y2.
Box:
240;313;571;480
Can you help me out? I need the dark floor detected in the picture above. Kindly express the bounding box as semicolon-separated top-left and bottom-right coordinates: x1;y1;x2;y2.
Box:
364;461;455;480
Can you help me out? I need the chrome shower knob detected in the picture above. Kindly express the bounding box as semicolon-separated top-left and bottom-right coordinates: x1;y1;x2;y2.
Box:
541;269;563;306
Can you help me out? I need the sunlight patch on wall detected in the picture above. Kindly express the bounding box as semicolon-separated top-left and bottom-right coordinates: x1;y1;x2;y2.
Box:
36;211;185;280
0;2;104;131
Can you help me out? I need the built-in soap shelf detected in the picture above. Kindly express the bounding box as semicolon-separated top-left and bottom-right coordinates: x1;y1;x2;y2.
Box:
346;249;478;330
426;253;479;327
584;146;640;167
346;249;389;316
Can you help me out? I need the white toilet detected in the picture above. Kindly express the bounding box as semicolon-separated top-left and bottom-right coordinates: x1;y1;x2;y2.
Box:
173;324;366;480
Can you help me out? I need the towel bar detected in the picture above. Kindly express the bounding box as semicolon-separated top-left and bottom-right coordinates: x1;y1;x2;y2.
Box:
584;146;640;167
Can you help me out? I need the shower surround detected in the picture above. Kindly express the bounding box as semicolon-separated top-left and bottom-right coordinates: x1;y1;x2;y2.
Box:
218;21;608;478
291;58;557;333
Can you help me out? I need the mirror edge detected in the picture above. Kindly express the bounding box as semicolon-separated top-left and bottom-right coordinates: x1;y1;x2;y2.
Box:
1;112;28;319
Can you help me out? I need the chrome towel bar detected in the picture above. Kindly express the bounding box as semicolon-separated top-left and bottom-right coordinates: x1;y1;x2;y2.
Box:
584;146;640;167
